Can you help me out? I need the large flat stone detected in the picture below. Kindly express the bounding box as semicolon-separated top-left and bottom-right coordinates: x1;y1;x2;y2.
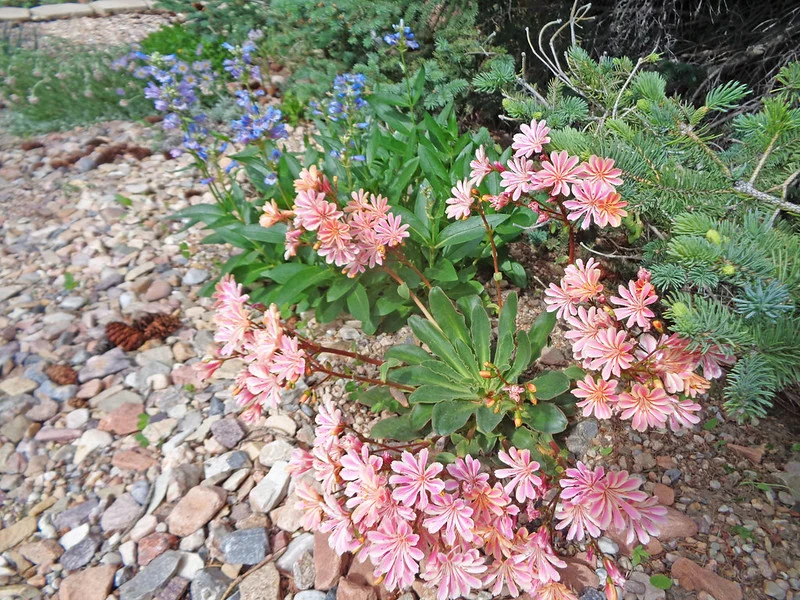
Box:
90;0;150;14
30;3;94;20
0;8;30;22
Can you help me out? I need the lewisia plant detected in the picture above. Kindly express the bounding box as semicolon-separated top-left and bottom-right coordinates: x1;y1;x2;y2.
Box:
289;402;666;600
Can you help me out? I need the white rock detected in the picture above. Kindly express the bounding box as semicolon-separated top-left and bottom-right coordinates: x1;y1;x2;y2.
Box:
59;523;90;550
249;461;291;513
119;540;137;566
73;429;113;464
264;414;297;437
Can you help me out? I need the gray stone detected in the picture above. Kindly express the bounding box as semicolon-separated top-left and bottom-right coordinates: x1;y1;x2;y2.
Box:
54;500;99;530
119;550;181;600
90;0;150;15
239;562;279;600
96;272;124;291
182;269;209;286
258;439;294;467
204;451;251;481
664;468;682;484
37;380;77;402
249;461;290;513
295;593;326;600
60;535;100;571
0;7;30;21
597;537;619;555
78;348;131;383
60;296;86;310
292;551;315;590
0;285;24;302
25;398;58;422
101;493;142;532
275;533;314;571
30;3;94;20
94;388;142;413
579;590;604;600
211;418;245;449
765;581;787;600
0;376;37;396
339;326;360;341
1;415;30;443
566;419;599;457
190;568;230;600
220;528;268;565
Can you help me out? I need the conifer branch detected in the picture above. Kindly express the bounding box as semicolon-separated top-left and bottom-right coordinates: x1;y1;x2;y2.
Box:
733;181;800;215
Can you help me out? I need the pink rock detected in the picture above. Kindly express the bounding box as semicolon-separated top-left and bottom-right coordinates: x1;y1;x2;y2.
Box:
112;449;156;471
59;564;116;600
167;485;227;536
76;379;103;399
337;577;378;600
99;402;143;436
145;280;172;302
671;557;742;600
653;483;675;506
34;428;81;443
137;532;178;566
315;531;348;590
658;507;699;540
656;455;676;469
19;539;63;566
728;444;764;465
170;364;204;388
558;556;599;594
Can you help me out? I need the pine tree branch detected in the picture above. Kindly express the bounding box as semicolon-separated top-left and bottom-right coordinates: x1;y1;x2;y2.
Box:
749;130;781;185
733;180;800;215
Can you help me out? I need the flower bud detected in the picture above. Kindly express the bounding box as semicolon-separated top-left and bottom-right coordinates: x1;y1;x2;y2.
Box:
705;228;722;245
514;411;522;428
604;579;619;600
721;264;736;276
526;382;537;393
652;320;664;333
479;370;493;379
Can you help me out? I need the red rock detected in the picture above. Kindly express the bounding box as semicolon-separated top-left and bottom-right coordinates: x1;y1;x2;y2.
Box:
653;483;675;506
671;557;742;600
315;531;348;590
171;364;204;388
19;539;63;566
558;556;599;594
646;539;664;556
98;402;143;435
155;576;190;600
59;564;116;600
728;444;764;464
112;449;156;471
656;455;676;469
138;533;178;566
167;485;227;536
347;555;391;600
658;507;699;540
337;577;378;600
34;428;81;443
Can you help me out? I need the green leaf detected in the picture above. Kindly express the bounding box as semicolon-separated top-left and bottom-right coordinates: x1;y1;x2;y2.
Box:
494;292;518;368
432;400;477;435
327;277;358;302
428;287;470;346
631;545;650;567
412;65;426;105
510;426;539;452
272;266;332;307
531;371;571;400
564;365;585;380
506;330;532;381
649;575;672;591
476;405;505;434
435;215;509;248
370;416;420;441
528;310;556;361
385;344;431;365
500;260;527;287
389;157;421;199
522;403;568;433
469;301;491;367
410;403;434;429
421;361;466;387
170;203;227;223
240;223;287;243
408;316;469;378
114;194;132;207
347;283;370;323
424;260;459;283
409;385;474;404
418;141;449;183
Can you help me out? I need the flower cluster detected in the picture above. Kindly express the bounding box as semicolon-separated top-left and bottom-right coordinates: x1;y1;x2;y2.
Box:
447;119;628;231
310;72;369;124
202;275;306;422
545;262;729;432
383;21;420;50
290;403;666;600
259;166;410;277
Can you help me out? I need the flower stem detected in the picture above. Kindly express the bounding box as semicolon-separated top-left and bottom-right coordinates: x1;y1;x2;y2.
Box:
309;359;415;392
477;203;504;309
390;247;432;289
382;266;437;324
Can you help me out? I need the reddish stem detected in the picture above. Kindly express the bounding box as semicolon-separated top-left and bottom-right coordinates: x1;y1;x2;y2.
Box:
299;339;384;366
390;247;432;289
477;202;504;310
309;358;415;392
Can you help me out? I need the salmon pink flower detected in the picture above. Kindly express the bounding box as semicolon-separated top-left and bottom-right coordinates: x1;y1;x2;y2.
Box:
583;327;635;380
526;528;566;583
512;119;551;158
245;363;283;408
445;179;473;220
294;189;341;231
594;191;628;227
374;213;409;247
626;495;667;544
469;145;493;186
366;519;424;591
532;150;581;197
496;447;543;502
347;467;390;527
483;555;533;597
563;179;609;229
562;258;604;303
315;401;345;439
544;281;577;319
445;454;489;493
500;156;535;200
610;280;658;330
536;582;579;600
577;155;623;191
389;448;445;509
295;480;325;529
270;335;305;383
284;226;302;259
423;492;475;545
616;384;673;431
555;500;603;541
294;165;322;192
564;306;613;360
422;548;487;600
320;494;360;554
288;447;314;475
573;374;618;419
583;469;648;530
668;396;701;431
560;462;604;503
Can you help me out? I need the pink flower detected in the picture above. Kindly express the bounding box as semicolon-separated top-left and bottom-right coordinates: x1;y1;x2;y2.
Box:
563;179;609;230
270;335;305;383
346;467;390;527
245;363;283;408
422;548;487;600
320;494;360;554
423;492;475;545
573;375;618;419
616;384;673;432
500;157;535;200
315;401;345;440
536;582;579;600
668;397;701;431
532;150;581;197
374;212;409;247
483;555;532;597
469;145;494;186
578;155;623;190
445;179;474;220
544;282;576;319
560;462;604;503
212;275;251;356
468;482;516;520
626;495;667;545
583;469;648;530
288;447;314;476
610;280;658;330
260;199;291;228
512;119;551;158
525;528;566;584
389;448;445;509
294;189;341;231
699;347;736;379
555;500;603;541
295;480;325;530
445;455;489;493
284;226;302;260
366;519;424;591
564;306;613;360
340;445;382;482
594;191;628;228
312;443;343;494
496;447;543;502
583;327;635;380
562;258;604;303
294;165;322;192
317;219;356;266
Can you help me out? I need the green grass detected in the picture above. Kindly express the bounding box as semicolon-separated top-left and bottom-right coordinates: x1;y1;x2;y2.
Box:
0;0;75;8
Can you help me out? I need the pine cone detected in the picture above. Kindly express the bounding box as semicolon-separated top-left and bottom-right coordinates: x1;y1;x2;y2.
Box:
45;364;78;386
131;313;157;333
143;314;181;341
105;321;146;351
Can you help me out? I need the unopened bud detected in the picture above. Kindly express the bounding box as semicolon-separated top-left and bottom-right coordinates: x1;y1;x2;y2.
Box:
479;370;493;379
493;272;503;282
721;264;736;276
526;382;536;393
299;391;312;403
485;396;495;407
604;580;619;600
602;304;615;316
652;320;664;333
514;411;523;427
705;228;722;245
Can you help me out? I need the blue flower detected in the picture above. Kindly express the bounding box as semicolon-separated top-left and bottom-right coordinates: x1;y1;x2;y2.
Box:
263;172;277;186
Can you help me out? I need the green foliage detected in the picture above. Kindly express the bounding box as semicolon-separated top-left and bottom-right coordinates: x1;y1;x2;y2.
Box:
139;23;229;73
649;575;672;591
62;272;77;291
0;39;150;134
631;545;650;567
354;287;567;454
